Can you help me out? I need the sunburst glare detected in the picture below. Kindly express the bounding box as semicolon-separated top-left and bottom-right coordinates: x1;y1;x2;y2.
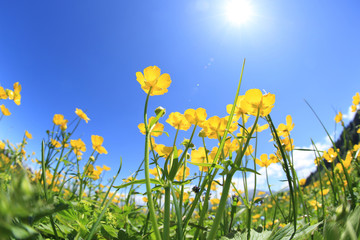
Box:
225;0;255;26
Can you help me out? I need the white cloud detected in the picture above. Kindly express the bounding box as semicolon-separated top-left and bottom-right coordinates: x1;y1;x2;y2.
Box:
293;137;330;180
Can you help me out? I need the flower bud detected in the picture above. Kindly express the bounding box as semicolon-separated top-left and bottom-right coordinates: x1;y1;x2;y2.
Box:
198;130;207;138
155;106;166;117
181;138;194;148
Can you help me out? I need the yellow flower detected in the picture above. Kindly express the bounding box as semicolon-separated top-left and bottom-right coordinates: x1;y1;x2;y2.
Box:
226;96;248;117
257;191;266;195
323;148;337;163
342;151;352;169
255;154;274;168
190;147;209;171
252;214;261;219
202;116;238;139
244;145;254;156
223;138;239;157
0;104;11;116
211;181;218;191
0;141;5;150
269;153;278;164
280;137;294;152
102;165;111;171
136;66;171;96
70;138;86;158
91;135;108;154
88;166;104;180
241;89;275;117
50;139;62;148
13;82;21;105
6;89;14;100
149;167;160;178
277;115;294;137
314;157;321;166
335;111;342;123
351;105;357;112
175;166;190;181
75;108;90;123
138;117;164;137
175;191;189;202
166;112;191;131
25;130;32;139
299;179;306;186
53;114;68;130
154;144;182;159
253;123;269;133
184;108;207;126
0;87;7;99
352;92;360;105
321;188;329;196
210;198;220;205
143;197;148;203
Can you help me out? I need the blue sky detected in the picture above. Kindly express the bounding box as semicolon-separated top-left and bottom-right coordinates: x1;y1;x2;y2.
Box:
0;0;359;191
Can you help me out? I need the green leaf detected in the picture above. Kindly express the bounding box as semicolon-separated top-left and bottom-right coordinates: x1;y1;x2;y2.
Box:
233;167;260;175
113;178;162;189
220;229;272;239
101;224;118;238
188;161;224;169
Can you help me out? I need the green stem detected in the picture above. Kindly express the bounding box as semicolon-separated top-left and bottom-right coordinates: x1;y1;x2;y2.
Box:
207;172;234;240
143;89;162;240
266;115;296;239
163;185;171;240
266;167;286;221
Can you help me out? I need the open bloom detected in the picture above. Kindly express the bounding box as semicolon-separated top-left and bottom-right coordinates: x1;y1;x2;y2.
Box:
353;92;360;105
323;148;337;163
334;111;342;123
25;130;32;139
241;89;275;117
255;153;276;168
13;82;21;105
202;116;238;139
53;114;68;131
0;104;11;116
299;179;306;186
91;135;108;154
70;138;86;158
166;112;191;131
277;115;294;137
184;108;207;126
50;139;62;148
136;66;171;96
175;166;190;181
138;117;164;137
190;147;209;171
154;144;183;159
75;108;90;123
0;87;7;99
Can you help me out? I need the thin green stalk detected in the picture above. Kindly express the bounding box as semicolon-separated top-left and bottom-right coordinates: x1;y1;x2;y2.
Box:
266;115;296;239
163;186;171;240
170;183;183;240
41;141;59;240
207;172;234;240
266;167;286;221
305;100;356;208
143;89;162;240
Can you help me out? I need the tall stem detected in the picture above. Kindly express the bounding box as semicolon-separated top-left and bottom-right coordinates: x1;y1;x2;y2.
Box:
143;89;162;240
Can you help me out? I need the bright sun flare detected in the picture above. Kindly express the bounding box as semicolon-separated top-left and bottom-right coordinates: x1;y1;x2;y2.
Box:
225;0;254;26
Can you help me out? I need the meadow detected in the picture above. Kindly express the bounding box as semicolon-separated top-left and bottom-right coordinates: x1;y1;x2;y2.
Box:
1;61;360;240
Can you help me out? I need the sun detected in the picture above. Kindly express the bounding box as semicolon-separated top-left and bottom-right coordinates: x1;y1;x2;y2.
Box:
225;0;254;26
